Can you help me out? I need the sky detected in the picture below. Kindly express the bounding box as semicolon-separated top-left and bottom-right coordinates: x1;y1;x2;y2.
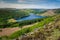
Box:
0;0;60;9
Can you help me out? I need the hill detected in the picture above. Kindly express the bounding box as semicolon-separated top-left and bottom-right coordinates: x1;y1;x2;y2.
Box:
40;10;55;16
20;14;60;40
0;8;29;24
0;9;60;40
40;9;60;16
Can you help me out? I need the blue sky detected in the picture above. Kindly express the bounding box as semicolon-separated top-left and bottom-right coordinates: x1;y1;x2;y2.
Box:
0;0;60;9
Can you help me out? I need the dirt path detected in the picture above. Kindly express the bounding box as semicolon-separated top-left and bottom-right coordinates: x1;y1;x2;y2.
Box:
0;23;37;36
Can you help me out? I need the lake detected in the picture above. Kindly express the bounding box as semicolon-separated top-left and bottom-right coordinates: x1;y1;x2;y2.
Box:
16;13;44;22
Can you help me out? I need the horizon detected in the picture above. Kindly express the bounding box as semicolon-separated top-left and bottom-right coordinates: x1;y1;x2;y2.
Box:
0;0;60;9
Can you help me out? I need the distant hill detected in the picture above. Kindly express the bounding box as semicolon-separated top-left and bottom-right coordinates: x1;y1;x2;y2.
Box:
0;8;47;20
40;10;55;16
40;9;60;16
0;8;60;24
0;8;29;24
0;8;30;18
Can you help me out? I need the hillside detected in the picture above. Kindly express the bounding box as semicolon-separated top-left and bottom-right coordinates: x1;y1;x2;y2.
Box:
20;14;60;40
40;9;60;16
1;14;58;40
0;9;29;19
0;8;47;28
0;9;60;40
0;9;29;25
40;10;56;16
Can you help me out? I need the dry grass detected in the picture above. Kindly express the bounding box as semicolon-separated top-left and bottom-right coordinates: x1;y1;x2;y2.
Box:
41;10;55;16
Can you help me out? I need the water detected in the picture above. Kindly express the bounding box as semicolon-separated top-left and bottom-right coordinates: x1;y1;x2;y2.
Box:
16;13;44;22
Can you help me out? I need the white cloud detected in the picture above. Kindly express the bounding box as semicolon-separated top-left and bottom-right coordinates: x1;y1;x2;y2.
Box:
18;0;26;3
0;3;41;9
0;1;60;9
17;0;47;4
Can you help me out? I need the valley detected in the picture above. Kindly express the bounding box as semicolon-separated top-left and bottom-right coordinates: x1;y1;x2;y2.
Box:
0;8;60;40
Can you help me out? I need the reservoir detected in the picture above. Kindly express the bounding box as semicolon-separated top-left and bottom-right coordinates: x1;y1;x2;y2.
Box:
16;13;44;22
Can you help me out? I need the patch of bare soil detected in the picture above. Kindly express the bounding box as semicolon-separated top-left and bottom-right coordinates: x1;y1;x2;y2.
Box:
0;23;37;36
0;27;20;36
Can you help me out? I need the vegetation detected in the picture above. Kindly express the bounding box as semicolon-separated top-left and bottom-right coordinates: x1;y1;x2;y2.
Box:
0;9;60;40
20;14;60;40
0;18;45;28
0;9;46;28
0;9;29;26
1;14;59;40
9;16;55;39
54;9;60;14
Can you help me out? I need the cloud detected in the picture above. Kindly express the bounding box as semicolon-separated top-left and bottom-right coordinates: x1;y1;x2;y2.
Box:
17;0;47;4
0;0;60;9
18;0;25;2
0;2;42;9
0;2;60;9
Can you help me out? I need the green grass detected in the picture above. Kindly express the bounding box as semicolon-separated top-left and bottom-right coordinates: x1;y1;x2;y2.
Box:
9;17;55;39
